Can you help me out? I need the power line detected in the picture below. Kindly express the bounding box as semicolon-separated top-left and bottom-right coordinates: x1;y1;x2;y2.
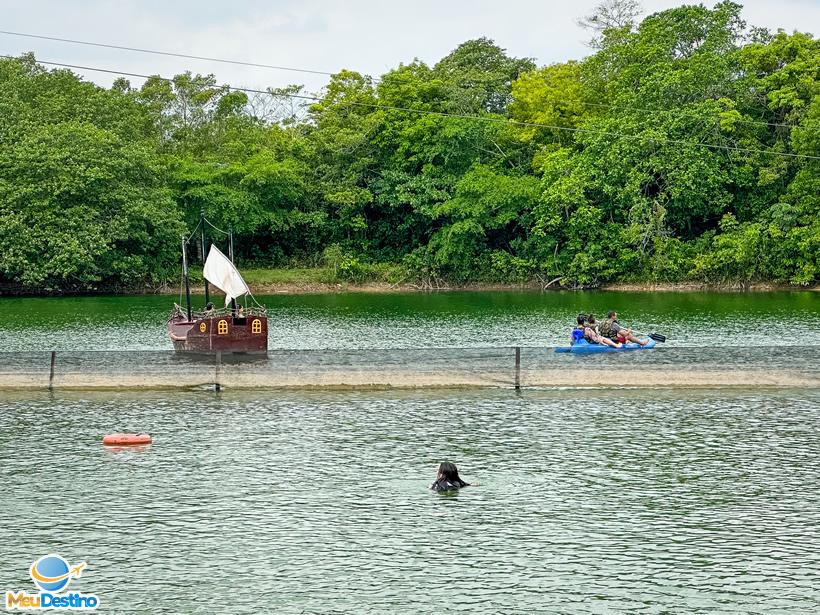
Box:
0;29;795;130
2;55;818;161
2;56;324;101
0;29;336;77
581;101;793;130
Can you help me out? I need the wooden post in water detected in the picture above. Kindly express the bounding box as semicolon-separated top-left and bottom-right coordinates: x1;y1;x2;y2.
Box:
514;346;521;390
215;351;222;392
48;351;56;391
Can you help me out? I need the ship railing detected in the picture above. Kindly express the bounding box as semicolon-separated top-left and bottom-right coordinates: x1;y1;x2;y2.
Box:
172;303;268;320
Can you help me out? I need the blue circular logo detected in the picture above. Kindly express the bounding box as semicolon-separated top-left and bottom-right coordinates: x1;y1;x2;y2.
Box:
31;555;70;592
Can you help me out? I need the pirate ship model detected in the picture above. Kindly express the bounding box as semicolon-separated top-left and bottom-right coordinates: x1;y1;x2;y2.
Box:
168;214;268;354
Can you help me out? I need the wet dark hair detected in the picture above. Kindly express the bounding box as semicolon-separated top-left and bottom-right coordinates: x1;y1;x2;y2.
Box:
576;313;587;326
431;461;469;491
438;461;462;481
607;310;617;319
587;314;597;325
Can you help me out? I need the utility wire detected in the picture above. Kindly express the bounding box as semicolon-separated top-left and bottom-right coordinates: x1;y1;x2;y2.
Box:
0;29;795;130
2;55;818;161
0;29;336;77
581;101;793;130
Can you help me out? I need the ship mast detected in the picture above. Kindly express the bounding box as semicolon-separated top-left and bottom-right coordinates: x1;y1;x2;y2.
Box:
229;225;237;316
200;209;210;308
181;235;192;321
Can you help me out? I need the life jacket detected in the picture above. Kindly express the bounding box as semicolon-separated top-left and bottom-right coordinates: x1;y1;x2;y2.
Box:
571;329;584;344
600;318;616;340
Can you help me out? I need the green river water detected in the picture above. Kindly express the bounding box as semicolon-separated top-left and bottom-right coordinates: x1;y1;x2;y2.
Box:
0;290;818;349
0;291;818;613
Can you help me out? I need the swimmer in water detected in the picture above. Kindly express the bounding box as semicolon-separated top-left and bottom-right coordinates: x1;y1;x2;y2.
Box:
430;461;473;492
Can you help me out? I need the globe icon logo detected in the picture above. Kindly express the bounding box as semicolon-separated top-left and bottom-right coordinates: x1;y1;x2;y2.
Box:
30;554;85;593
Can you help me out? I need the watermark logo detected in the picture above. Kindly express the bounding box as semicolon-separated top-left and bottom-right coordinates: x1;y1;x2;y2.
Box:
5;555;99;611
30;555;85;593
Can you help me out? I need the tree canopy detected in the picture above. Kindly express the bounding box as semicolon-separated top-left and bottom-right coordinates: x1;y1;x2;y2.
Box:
1;1;817;292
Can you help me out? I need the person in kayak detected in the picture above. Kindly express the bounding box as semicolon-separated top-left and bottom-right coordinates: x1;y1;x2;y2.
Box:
571;313;587;345
585;314;622;348
430;461;472;492
600;311;648;346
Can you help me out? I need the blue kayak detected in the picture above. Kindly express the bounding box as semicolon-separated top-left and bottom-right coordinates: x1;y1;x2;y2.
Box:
555;338;657;354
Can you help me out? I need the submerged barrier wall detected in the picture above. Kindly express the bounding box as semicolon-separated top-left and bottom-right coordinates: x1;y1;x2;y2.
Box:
0;348;818;390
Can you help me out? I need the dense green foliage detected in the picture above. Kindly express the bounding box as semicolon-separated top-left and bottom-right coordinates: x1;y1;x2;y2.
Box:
0;2;818;291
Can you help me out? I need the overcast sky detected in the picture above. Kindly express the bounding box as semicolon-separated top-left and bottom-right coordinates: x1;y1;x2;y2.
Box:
1;1;817;95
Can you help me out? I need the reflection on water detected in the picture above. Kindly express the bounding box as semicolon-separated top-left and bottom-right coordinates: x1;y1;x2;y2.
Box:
102;444;151;454
0;291;817;350
1;389;819;613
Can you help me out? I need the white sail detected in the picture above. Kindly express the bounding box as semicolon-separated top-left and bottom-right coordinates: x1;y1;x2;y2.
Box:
203;245;250;306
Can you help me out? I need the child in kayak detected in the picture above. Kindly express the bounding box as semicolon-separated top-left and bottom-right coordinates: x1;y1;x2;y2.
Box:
571;313;587;345
585;315;622;348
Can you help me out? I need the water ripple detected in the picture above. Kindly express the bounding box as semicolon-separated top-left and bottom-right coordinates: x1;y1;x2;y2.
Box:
0;389;818;613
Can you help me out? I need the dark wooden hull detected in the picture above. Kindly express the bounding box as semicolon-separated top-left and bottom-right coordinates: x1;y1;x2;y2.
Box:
168;312;268;354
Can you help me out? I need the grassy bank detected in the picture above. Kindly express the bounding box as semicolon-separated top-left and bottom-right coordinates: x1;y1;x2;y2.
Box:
1;268;816;297
170;268;817;295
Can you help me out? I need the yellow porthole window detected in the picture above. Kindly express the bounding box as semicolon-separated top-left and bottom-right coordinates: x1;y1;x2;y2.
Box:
199;322;207;333
251;319;262;334
217;320;228;335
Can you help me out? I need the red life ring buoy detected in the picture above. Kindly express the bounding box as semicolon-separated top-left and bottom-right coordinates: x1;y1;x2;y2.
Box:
102;433;152;446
